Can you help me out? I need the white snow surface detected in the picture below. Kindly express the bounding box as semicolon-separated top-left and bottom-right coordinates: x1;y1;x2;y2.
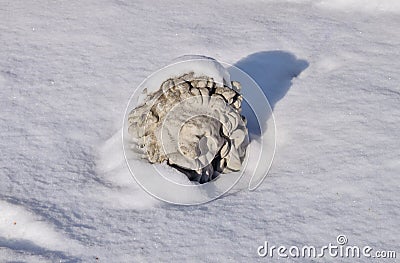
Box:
132;55;232;111
1;0;399;262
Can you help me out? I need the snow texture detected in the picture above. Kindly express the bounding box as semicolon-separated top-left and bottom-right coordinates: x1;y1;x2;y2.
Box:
1;0;399;262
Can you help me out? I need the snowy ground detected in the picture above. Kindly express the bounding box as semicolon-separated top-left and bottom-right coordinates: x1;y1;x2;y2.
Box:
1;0;399;262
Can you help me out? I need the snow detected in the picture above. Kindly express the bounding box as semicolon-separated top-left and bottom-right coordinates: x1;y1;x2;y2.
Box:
132;55;232;108
162;55;231;88
316;0;400;13
1;0;399;262
0;200;83;261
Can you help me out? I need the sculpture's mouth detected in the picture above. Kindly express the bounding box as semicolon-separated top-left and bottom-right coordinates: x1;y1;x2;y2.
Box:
127;72;249;183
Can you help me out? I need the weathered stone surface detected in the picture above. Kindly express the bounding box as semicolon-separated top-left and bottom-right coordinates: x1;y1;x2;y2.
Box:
128;72;248;183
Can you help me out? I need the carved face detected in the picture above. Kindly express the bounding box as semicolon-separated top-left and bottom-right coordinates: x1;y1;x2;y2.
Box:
128;73;248;183
178;115;224;161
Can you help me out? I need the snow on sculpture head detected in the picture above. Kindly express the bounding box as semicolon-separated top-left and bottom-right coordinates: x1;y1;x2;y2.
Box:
127;57;249;183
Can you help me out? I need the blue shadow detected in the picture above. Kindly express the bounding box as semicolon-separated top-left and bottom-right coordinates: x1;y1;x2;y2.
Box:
234;51;309;109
